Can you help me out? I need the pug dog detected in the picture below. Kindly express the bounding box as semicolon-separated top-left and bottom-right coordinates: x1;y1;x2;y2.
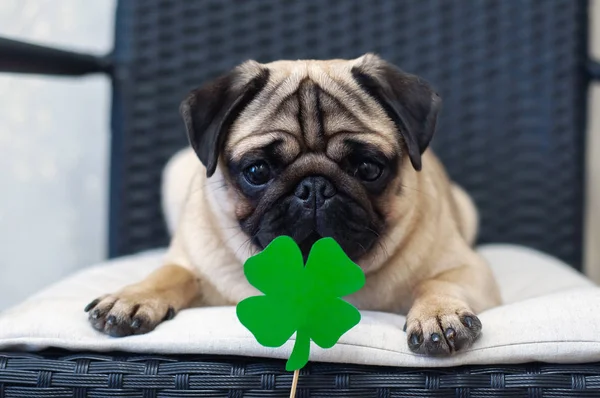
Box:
85;54;501;356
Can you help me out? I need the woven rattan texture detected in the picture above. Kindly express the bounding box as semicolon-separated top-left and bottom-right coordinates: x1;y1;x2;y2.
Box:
1;352;600;398
110;0;587;267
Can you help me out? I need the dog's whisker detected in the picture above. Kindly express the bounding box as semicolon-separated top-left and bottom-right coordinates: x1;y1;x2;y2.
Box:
365;226;380;238
235;238;252;259
357;242;367;255
185;224;240;231
223;229;246;246
376;240;390;261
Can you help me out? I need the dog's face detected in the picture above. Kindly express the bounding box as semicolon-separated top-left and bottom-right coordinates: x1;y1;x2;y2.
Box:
181;54;440;262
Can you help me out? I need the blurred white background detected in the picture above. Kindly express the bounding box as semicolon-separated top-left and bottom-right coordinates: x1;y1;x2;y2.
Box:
0;1;115;309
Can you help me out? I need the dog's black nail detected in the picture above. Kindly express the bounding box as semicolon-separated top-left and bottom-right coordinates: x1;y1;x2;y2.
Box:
445;328;456;340
84;299;100;312
431;333;441;343
403;322;407;332
463;316;473;328
165;307;176;321
131;318;141;329
410;333;421;347
106;315;116;326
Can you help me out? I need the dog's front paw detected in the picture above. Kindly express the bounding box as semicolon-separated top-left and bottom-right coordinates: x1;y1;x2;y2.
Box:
404;302;482;356
84;289;176;337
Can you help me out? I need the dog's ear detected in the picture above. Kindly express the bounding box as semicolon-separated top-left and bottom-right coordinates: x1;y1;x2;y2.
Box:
180;63;269;177
351;54;441;171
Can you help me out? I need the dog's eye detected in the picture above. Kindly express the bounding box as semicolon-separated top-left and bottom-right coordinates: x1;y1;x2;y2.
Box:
243;161;272;185
356;161;382;182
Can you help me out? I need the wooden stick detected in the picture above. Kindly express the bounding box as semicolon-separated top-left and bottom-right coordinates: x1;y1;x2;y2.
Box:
289;369;300;398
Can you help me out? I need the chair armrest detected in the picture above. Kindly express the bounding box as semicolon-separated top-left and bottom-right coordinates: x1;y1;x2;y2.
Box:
0;37;112;76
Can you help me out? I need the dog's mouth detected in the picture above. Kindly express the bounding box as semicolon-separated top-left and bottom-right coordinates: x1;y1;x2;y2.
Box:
298;231;322;262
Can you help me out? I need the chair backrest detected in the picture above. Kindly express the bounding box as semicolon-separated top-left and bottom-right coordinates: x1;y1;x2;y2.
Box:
109;0;589;269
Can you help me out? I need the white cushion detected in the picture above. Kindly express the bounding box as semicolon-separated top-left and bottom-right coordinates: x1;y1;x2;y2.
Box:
0;244;597;367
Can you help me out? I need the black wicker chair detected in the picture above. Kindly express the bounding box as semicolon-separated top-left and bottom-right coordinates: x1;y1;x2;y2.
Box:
1;1;598;396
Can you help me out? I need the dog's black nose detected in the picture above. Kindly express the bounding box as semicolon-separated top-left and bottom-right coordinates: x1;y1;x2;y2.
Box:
294;176;336;207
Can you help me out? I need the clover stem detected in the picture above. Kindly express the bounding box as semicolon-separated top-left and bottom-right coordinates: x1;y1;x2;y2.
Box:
286;329;310;371
289;369;300;398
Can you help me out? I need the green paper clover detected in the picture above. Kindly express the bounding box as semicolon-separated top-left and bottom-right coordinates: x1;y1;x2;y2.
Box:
236;236;365;371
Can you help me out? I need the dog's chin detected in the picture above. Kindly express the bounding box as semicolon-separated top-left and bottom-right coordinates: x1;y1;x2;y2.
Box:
297;231;322;262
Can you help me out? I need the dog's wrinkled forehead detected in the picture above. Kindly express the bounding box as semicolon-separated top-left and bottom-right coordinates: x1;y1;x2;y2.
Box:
181;53;440;176
225;55;399;162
